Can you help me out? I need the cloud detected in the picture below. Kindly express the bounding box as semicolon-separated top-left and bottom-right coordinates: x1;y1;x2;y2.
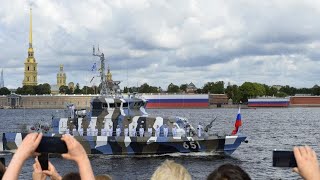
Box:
1;0;320;89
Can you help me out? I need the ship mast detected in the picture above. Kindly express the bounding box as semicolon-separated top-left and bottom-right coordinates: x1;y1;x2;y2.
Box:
93;46;108;96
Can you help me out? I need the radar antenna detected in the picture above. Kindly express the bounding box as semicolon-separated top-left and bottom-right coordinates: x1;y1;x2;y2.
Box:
93;45;108;96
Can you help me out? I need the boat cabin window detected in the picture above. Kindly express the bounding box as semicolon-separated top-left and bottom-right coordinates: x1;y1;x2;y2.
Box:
92;102;102;109
109;103;115;108
116;103;121;108
123;102;128;108
102;103;108;108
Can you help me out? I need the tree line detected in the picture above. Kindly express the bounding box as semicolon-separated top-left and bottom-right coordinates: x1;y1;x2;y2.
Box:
1;81;320;103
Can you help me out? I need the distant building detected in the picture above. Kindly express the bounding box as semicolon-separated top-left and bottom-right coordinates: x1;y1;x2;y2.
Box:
23;8;38;86
57;65;66;88
186;82;197;93
50;65;67;94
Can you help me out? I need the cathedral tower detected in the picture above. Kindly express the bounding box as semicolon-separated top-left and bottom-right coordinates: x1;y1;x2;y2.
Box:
57;65;66;88
23;8;38;86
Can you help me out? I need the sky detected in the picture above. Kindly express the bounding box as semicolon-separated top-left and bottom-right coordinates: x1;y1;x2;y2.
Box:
1;0;320;90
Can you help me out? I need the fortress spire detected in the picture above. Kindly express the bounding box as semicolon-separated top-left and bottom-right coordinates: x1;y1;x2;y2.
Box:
29;8;32;48
23;7;38;86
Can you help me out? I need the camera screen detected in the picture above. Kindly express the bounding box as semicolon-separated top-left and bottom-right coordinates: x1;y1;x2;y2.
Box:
273;150;297;167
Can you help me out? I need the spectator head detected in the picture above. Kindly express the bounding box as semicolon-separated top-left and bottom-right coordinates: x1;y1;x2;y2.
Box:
151;160;191;180
95;174;112;180
0;161;5;180
62;172;81;180
207;163;251;180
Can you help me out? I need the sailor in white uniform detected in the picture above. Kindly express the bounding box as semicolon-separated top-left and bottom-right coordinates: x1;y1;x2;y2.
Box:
124;125;129;136
155;125;160;137
163;124;168;137
172;125;177;137
107;125;112;136
93;128;98;136
101;128;107;136
130;125;136;137
116;125;121;137
139;125;144;137
78;127;83;136
148;125;153;136
72;128;77;136
197;122;203;137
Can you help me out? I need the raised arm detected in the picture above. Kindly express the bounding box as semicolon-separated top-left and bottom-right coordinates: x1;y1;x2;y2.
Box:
293;146;320;180
61;134;95;180
3;133;42;180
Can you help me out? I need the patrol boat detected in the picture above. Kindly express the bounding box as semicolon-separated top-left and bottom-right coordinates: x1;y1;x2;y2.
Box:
2;47;247;155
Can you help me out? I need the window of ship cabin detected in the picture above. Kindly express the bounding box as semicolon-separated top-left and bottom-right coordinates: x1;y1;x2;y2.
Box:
116;103;121;108
109;103;115;108
93;102;102;109
123;102;128;108
102;103;108;108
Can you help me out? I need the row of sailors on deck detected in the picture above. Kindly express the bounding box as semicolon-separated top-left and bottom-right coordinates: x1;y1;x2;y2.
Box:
62;124;204;137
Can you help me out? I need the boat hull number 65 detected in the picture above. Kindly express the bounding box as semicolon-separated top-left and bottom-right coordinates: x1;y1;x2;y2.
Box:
183;141;201;150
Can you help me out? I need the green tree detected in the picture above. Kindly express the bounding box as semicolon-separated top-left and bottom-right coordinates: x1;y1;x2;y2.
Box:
167;83;180;93
59;85;70;94
279;85;296;96
311;85;320;95
138;83;159;93
202;81;224;94
74;83;81;94
81;86;94;94
239;82;266;102
0;87;10;95
179;84;188;92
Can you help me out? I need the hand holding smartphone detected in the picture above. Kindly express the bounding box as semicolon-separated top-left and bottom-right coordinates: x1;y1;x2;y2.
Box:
38;153;48;170
36;136;68;154
273;150;297;167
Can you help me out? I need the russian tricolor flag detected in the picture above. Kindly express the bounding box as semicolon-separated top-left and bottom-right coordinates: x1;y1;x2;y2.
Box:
231;108;242;135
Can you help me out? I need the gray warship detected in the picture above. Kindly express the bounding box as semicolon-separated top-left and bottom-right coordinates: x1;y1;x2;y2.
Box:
2;47;247;155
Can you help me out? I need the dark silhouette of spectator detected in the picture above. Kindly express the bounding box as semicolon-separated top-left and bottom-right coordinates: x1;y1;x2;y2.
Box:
293;146;320;180
0;159;6;180
62;172;81;180
207;163;251;180
95;174;112;180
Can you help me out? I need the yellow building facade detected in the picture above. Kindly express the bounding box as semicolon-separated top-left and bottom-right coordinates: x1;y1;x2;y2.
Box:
57;65;66;88
23;8;38;86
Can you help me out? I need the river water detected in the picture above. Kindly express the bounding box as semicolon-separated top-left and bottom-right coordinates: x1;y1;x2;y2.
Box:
0;108;319;179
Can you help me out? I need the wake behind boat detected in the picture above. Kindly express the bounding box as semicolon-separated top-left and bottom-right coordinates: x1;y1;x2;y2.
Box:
2;47;247;156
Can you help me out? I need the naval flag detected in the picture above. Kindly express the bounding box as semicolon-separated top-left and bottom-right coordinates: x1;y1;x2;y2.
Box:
91;63;97;71
231;107;242;135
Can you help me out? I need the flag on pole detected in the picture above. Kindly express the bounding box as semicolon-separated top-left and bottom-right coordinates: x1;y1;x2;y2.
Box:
91;63;97;71
231;107;242;135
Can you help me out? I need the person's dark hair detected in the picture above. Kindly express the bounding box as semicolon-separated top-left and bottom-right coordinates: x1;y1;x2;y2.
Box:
0;161;5;180
207;163;251;180
62;172;81;180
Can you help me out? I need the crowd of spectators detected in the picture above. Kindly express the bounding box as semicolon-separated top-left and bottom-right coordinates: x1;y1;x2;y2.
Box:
0;133;319;180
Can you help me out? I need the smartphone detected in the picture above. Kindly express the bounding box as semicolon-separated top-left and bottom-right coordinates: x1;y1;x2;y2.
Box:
38;153;48;170
0;157;5;166
36;136;68;154
273;150;297;167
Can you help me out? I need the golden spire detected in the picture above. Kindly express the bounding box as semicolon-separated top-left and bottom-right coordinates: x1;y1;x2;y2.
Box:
29;7;32;48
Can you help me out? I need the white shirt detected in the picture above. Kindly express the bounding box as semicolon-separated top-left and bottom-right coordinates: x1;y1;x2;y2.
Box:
163;127;168;137
172;127;177;137
148;127;153;136
155;127;160;137
116;127;121;137
139;128;144;137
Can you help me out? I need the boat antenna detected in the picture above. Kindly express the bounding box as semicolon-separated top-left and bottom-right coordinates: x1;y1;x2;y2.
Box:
92;45;108;96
